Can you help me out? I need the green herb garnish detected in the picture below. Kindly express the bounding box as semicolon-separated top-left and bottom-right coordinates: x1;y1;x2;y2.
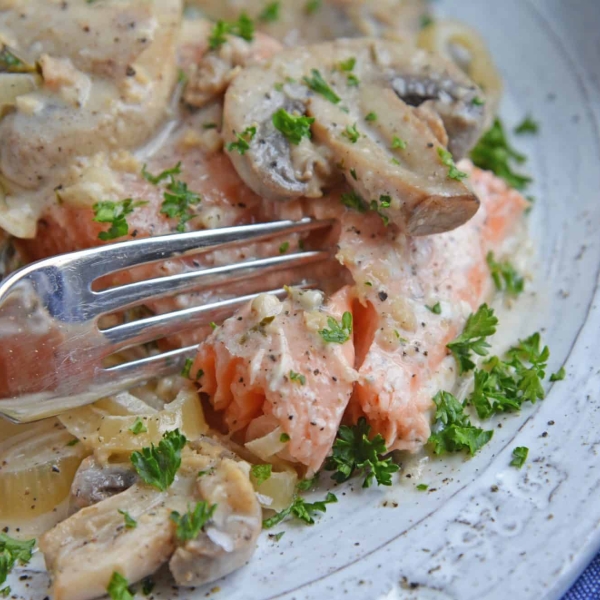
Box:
426;302;442;315
0;533;35;590
107;572;133;600
170;501;217;542
118;510;137;529
209;14;254;50
142;162;181;185
130;429;187;491
446;304;498;374
263;492;337;528
129;418;147;435
302;69;340;104
324;417;399;487
319;311;352;344
160;179;201;232
93;198;147;241
427;391;493;456
181;357;194;378
227;126;257;155
289;370;306;385
486;252;524;296
259;1;280;22
342;123;360;143
514;115;539;135
251;464;273;485
510;446;529;468
272;108;314;145
550;366;566;382
437;147;468;181
392;136;407;150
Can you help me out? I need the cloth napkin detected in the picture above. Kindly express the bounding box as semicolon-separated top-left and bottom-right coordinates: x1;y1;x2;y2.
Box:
563;552;600;599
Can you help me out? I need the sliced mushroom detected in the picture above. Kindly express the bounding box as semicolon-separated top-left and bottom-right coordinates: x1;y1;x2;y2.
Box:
223;38;488;235
40;440;261;600
70;456;138;511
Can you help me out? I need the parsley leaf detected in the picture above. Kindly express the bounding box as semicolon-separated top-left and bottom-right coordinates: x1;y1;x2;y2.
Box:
324;417;399;488
280;433;290;443
272;108;314;145
259;1;280;22
302;69;340;104
470;118;532;190
0;534;35;588
319;311;352;344
446;304;498;374
427;391;493;456
262;492;337;528
510;446;529;468
296;474;319;492
550;366;566;382
305;0;321;14
141;577;155;596
130;429;187;491
289;370;306;385
416;483;428;491
160;179;201;232
0;45;33;73
486;251;524;296
170;501;217;542
514;115;539;135
251;464;273;485
93;198;147;241
342;123;360;143
107;572;133;600
506;332;549;404
426;302;441;315
129;418;147;435
391;136;407;150
118;510;137;529
365;112;377;122
437;147;468;181
142;162;181;185
181;357;194;378
341;190;367;213
338;57;356;72
209;14;254;50
227;126;257;155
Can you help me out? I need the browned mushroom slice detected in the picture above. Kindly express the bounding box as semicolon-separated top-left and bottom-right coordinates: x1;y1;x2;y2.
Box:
223;38;487;234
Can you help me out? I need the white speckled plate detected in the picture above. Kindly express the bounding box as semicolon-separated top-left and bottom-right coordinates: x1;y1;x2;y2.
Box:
10;0;600;598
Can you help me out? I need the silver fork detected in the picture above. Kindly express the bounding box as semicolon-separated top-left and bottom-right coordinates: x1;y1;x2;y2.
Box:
0;218;332;423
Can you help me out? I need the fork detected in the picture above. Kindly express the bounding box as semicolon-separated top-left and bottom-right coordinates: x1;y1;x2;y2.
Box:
0;218;332;423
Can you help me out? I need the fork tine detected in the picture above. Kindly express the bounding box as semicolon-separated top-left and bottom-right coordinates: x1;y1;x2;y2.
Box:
61;218;332;281
101;285;314;351
93;250;329;315
96;344;201;392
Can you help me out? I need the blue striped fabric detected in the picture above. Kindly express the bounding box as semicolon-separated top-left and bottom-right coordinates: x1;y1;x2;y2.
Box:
563;552;600;599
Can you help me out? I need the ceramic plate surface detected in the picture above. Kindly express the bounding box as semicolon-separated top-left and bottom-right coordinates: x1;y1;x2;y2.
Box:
9;0;600;598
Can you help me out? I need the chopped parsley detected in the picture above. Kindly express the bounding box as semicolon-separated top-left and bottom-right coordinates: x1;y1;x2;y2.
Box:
129;418;147;435
93;198;147;241
259;1;280;22
486;251;525;296
270;531;285;542
202;122;218;130
472;96;485;106
426;302;442;315
392;136;407;150
446;304;498;374
272;108;314;145
510;446;529;468
296;474;319;492
427;391;493;456
341;190;367;213
289;370;306;385
251;464;273;485
420;14;434;29
279;241;290;254
0;45;32;73
369;195;392;226
514;115;539;135
416;483;429;491
130;429;187;491
141;578;155;596
302;69;340;104
170;501;217;542
160;179;201;232
342;123;360;143
324;417;399;488
0;533;35;590
227;126;257;155
319;311;353;344
350;168;358;180
338;57;356;72
470;118;532;190
305;0;321;14
142;161;181;185
279;432;290;443
107;572;133;600
550;366;566;382
365;112;377;122
196;369;205;380
210;321;218;330
181;357;194;378
118;509;137;529
346;74;360;87
437;147;468;181
209;14;254;50
263;492;337;528
66;438;80;447
0;587;9;598
468;332;550;419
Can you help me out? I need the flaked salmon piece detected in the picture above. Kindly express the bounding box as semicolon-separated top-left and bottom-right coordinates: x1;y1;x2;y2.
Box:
342;161;529;451
190;286;357;475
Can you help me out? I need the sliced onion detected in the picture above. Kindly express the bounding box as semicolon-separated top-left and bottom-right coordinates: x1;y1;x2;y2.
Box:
0;419;87;521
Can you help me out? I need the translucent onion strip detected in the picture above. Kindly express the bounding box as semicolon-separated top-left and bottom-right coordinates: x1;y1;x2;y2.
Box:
0;419;88;521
